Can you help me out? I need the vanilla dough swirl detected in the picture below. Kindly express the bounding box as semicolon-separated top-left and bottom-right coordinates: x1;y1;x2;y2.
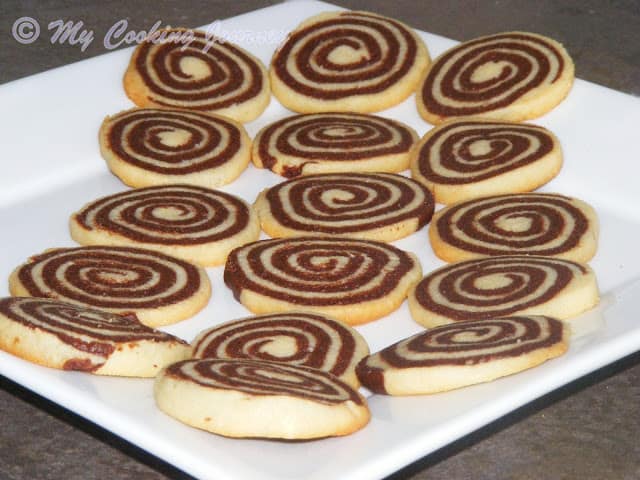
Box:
163;358;364;404
255;172;434;241
417;32;574;123
0;297;179;348
70;185;259;266
100;107;251;188
364;315;564;367
356;315;568;394
252;113;417;177
270;11;430;113
410;119;562;203
430;193;598;263
9;246;211;327
124;28;270;122
409;255;599;327
224;237;422;325
192;312;369;387
0;297;189;374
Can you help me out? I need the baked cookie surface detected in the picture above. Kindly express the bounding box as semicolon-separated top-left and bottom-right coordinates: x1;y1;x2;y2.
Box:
124;28;270;122
224;237;422;325
357;315;568;395
410;118;563;204
191;311;369;388
417;31;574;124
70;185;260;267
408;255;599;328
254;172;434;242
252;113;418;177
100;107;251;189
154;358;370;439
270;11;430;113
0;297;189;377
9;245;211;327
430;193;598;263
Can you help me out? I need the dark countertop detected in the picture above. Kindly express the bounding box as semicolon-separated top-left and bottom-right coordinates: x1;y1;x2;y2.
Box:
1;1;639;479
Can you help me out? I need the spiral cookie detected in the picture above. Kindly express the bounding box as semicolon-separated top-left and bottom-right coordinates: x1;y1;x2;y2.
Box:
270;11;430;113
191;312;369;388
254;173;434;242
417;32;575;124
154;358;370;439
100;107;251;189
409;119;563;204
356;315;568;395
0;297;189;377
408;255;599;328
252;113;418;177
224;237;422;325
430;193;599;263
70;185;260;267
9;246;211;327
123;28;270;122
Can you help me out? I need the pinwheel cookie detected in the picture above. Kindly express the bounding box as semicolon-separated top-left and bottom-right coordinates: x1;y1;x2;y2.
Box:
154;358;370;439
254;172;434;242
70;185;260;267
357;315;568;395
408;255;599;328
124;28;270;122
410;118;563;204
191;312;369;388
0;297;189;377
9;245;211;327
224;237;422;325
417;31;574;124
430;193;599;263
100;107;251;189
270;11;430;113
252;113;418;177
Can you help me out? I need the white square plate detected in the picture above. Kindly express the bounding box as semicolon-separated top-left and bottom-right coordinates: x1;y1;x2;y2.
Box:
1;2;640;479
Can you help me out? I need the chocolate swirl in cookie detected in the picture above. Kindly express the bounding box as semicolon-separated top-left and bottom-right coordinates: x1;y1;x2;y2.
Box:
259;172;433;239
431;193;597;261
165;358;364;404
271;11;429;112
74;185;251;245
410;255;595;327
225;237;418;307
0;297;178;347
224;237;421;324
103;108;244;175
0;297;189;374
191;312;368;385
357;315;566;393
412;120;557;185
254;113;416;177
419;32;573;122
126;29;268;121
11;246;208;325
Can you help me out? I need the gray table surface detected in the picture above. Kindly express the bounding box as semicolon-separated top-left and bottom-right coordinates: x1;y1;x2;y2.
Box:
1;1;639;479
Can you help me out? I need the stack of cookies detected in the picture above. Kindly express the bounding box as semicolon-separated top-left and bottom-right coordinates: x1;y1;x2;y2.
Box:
0;7;601;442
